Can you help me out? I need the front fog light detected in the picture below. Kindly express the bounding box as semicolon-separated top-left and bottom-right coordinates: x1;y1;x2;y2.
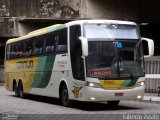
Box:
137;95;142;99
137;81;145;87
88;83;94;87
87;82;102;88
90;97;96;100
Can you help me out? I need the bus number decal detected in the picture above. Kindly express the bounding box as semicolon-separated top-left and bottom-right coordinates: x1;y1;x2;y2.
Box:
90;70;112;75
16;60;33;69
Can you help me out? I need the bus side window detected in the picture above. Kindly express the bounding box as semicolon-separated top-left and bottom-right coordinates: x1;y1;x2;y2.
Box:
12;45;18;58
57;28;67;53
6;44;11;60
8;42;25;59
34;35;44;55
19;42;25;58
45;32;55;54
9;43;15;59
25;39;34;57
12;43;22;59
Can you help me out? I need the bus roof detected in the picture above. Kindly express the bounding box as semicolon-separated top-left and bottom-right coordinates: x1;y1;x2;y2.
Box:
6;24;65;44
6;19;137;44
65;19;137;26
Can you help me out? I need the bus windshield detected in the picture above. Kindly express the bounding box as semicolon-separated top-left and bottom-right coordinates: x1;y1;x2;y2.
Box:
86;40;144;80
84;23;139;39
84;23;144;80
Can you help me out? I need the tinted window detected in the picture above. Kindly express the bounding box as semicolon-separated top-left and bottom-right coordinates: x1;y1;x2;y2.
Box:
6;28;68;60
34;36;45;55
57;28;67;53
45;32;56;54
70;25;84;80
6;44;10;60
25;39;34;57
7;42;25;59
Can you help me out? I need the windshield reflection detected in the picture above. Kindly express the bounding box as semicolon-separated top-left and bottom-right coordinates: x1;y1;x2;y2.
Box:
84;24;139;39
86;40;145;80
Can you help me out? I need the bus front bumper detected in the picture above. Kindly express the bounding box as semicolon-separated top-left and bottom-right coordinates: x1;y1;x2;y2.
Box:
81;86;145;102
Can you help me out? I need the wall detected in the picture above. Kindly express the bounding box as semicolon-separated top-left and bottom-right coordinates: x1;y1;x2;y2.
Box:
0;0;141;37
0;0;81;19
0;0;83;37
140;0;160;22
0;18;15;37
84;0;140;21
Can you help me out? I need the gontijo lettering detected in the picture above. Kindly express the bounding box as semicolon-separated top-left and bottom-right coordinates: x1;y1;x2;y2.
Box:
16;60;33;69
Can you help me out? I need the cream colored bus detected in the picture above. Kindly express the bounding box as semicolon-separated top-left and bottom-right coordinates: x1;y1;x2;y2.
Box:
5;20;153;107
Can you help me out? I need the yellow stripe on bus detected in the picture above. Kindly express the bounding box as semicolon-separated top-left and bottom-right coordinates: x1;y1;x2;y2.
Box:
5;58;39;93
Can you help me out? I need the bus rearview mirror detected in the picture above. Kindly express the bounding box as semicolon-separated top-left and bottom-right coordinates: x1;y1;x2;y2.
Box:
141;37;154;58
79;37;88;57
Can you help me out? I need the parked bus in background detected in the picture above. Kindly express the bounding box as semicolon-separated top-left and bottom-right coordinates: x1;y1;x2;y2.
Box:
5;20;154;107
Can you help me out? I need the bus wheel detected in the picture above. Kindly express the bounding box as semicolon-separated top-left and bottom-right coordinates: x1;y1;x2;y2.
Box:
61;84;73;107
13;82;19;97
18;82;25;98
107;100;120;106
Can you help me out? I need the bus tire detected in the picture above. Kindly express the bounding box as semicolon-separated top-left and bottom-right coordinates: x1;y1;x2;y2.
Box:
107;100;120;106
13;82;19;97
18;82;25;98
61;84;73;107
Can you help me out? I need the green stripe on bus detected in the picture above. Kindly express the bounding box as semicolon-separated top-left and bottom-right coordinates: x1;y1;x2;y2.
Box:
48;24;65;32
123;80;131;86
121;79;137;87
32;55;55;88
126;79;137;87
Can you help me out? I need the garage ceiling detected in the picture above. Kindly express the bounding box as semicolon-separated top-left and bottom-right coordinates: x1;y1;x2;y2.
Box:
140;0;160;22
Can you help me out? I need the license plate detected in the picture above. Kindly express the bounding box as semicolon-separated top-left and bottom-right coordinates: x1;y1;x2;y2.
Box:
115;93;124;96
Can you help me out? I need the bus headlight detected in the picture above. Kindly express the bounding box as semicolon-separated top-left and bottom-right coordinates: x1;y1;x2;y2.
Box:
87;82;102;88
137;81;145;87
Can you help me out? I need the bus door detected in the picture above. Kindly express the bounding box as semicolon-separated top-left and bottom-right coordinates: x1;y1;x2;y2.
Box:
70;25;85;86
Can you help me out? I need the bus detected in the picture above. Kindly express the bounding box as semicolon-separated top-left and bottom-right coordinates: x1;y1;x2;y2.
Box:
5;20;154;107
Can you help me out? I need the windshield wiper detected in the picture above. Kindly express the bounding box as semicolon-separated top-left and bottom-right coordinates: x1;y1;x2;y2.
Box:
118;56;136;80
